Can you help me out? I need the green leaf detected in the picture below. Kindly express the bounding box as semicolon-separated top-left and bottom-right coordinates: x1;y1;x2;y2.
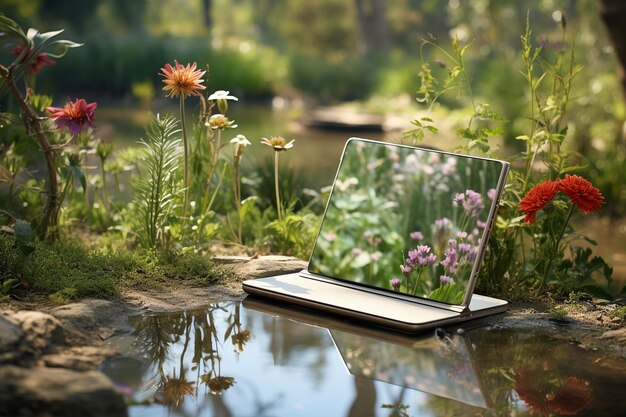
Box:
239;196;258;221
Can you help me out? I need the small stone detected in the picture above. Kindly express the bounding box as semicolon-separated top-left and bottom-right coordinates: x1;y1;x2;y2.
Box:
456;328;465;335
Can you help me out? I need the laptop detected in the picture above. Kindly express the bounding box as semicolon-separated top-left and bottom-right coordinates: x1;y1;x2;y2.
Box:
243;137;510;332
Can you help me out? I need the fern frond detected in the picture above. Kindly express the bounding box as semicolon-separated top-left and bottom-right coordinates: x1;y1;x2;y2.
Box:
133;113;182;249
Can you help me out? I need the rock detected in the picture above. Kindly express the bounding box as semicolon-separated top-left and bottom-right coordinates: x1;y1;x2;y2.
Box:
232;255;307;279
11;311;65;355
43;346;118;371
49;299;133;343
0;365;127;417
0;315;25;364
600;327;626;349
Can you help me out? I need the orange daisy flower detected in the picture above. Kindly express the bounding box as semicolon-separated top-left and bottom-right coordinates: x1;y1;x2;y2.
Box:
159;60;206;98
556;174;604;214
519;180;558;224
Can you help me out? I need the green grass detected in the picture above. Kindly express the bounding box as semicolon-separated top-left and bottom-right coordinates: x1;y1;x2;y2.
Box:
0;235;233;302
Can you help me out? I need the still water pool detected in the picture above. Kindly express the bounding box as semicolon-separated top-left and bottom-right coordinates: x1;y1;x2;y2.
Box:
101;300;626;417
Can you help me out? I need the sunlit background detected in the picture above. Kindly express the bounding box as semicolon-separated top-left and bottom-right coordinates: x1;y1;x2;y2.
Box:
2;0;625;279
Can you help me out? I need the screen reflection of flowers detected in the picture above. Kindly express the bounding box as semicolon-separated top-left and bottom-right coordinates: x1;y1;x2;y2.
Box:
391;189;488;303
310;140;504;305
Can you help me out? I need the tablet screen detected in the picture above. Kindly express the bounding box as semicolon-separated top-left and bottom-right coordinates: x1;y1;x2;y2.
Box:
308;138;508;305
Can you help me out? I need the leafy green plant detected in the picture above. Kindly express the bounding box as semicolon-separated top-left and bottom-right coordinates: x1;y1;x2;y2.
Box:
406;14;617;301
0;15;81;239
133;113;182;249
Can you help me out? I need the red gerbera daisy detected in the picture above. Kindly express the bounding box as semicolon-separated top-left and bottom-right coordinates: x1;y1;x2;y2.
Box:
46;98;97;135
11;44;55;74
519;180;558;224
159;61;206;98
556;174;604;214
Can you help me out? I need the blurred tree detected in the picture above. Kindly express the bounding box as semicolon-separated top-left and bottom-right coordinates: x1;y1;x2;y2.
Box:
599;0;626;101
202;0;212;29
108;0;148;34
39;0;104;33
269;0;358;58
354;0;390;54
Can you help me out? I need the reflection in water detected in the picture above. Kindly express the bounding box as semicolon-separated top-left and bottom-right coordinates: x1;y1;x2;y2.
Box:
102;301;626;417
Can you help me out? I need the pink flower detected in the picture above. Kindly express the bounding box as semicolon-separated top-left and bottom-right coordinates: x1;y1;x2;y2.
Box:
47;98;97;135
11;44;55;74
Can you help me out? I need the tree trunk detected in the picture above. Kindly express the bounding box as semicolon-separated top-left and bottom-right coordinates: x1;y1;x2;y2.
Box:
371;0;390;54
202;0;212;29
354;0;372;54
599;0;626;102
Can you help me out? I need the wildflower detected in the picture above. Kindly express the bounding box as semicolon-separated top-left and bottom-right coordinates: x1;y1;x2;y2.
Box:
370;252;381;262
400;264;412;276
96;141;113;161
410;231;424;240
476;220;487;229
519;180;558;224
208;90;238;101
441;247;458;273
556;174;604;214
263;136;295;220
458;243;472;254
11;44;55;74
159;60;206;98
390;278;401;291
201;375;235;395
231;330;251;353
418;253;437;266
456;231;468;239
47;98;97;135
209;90;238;114
461;189;484;218
487;188;496;200
352;247;362;256
407;245;437;267
452;193;465;206
230;134;251;160
208;114;237;130
324;232;337;242
261;136;295;152
440;275;454;285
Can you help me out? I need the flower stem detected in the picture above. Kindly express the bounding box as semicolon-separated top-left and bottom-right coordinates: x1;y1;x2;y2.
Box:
2;65;58;240
541;203;574;285
180;95;189;219
274;151;282;220
232;159;242;244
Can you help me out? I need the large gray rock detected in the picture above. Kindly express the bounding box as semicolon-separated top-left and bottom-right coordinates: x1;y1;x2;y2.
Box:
10;311;65;355
0;315;25;364
0;365;128;417
226;255;307;279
